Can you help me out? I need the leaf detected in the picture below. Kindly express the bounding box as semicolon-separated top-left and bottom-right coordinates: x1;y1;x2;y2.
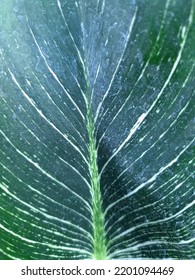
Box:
0;0;195;260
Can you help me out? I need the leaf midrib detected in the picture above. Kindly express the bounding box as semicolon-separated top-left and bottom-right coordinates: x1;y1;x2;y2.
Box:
82;34;107;258
87;105;107;259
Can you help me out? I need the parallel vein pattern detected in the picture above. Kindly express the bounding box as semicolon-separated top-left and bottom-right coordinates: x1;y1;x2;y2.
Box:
0;0;195;259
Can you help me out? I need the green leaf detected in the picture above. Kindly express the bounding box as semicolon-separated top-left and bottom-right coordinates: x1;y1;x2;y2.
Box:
0;0;195;260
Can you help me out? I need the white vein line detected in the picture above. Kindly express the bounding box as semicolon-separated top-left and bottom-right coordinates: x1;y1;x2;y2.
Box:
109;191;194;244
21;117;90;188
179;237;195;244
94;7;138;123
0;249;19;260
1;163;92;227
95;0;171;137
99;4;194;178
109;197;195;246
61;1;88;108
100;0;105;16
128;0;171;86
96;0;101;12
6;88;89;187
104;136;195;215
109;224;195;253
58;156;91;188
72;74;88;106
108;240;185;258
108;232;192;258
0;130;92;213
97;75;175;151
109;219;195;252
52;37;88;107
0;223;91;255
28;27;85;120
105;98;191;194
56;0;92;110
99;112;146;178
0;205;92;248
30;71;88;145
0;182;93;241
91;62;101;101
106;171;193;236
7;69;88;164
96;0;100;9
56;0;87;77
129;59;195;147
3;92;86;190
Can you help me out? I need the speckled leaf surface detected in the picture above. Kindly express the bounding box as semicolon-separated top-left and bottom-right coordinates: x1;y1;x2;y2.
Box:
0;0;195;259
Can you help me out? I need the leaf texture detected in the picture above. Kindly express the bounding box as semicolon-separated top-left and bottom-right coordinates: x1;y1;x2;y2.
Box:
0;0;195;259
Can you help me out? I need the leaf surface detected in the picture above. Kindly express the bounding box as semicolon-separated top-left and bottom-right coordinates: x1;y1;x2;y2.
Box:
0;0;195;259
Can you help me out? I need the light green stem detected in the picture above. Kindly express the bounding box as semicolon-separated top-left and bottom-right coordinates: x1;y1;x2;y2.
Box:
87;105;107;260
